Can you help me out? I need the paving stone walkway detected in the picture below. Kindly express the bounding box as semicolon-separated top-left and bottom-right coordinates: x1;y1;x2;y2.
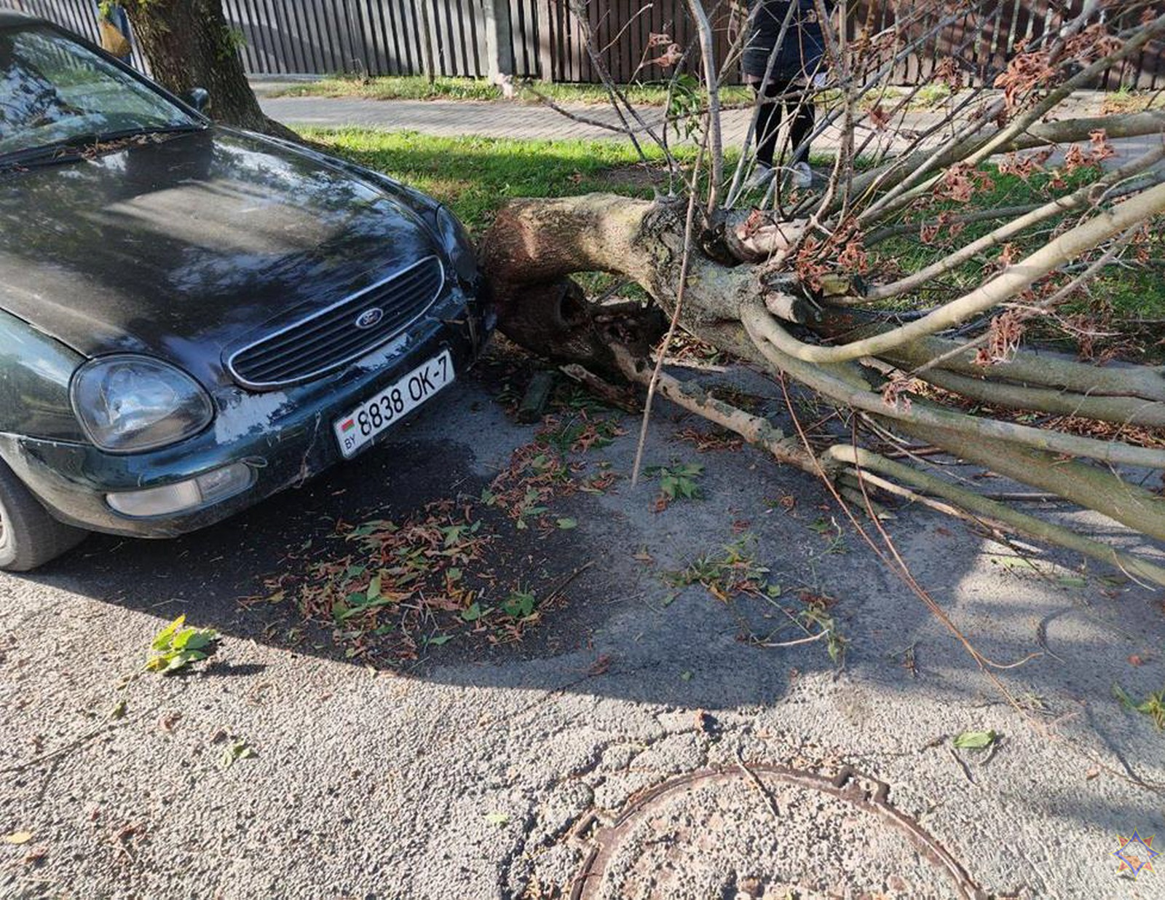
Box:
256;88;1152;168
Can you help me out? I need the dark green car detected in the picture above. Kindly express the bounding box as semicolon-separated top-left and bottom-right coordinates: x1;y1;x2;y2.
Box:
0;13;492;570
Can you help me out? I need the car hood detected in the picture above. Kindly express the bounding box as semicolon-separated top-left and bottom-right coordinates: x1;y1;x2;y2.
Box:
0;127;439;387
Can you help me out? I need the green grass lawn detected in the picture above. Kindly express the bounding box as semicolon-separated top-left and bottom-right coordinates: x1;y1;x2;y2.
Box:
302;127;691;231
306;128;1164;352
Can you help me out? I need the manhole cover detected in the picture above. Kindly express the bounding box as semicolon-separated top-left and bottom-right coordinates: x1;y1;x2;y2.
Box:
570;765;989;900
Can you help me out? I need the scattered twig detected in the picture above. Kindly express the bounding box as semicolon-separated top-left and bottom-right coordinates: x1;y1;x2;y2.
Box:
735;745;782;820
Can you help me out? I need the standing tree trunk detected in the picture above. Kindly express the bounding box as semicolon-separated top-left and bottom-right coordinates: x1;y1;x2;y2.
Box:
121;0;294;138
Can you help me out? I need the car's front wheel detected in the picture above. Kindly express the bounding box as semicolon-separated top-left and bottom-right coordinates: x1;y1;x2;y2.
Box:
0;459;87;571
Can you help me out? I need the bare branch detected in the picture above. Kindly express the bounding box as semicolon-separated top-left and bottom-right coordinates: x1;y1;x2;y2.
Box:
679;0;723;206
863;145;1165;303
826;445;1165;589
742;302;1165;471
756;181;1165;363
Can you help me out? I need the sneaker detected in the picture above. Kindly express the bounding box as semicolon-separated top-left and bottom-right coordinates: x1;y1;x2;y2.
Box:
789;161;813;189
744;164;774;191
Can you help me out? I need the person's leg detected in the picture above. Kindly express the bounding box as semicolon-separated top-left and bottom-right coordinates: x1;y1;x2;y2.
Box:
785;83;816;167
752;78;786;170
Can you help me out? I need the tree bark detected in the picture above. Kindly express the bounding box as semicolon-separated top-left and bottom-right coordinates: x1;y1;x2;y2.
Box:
122;0;295;139
479;194;815;374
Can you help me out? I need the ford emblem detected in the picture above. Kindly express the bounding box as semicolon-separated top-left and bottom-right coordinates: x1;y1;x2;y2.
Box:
355;308;384;330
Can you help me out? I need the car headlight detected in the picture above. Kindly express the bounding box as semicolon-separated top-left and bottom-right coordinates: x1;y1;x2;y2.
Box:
434;204;478;286
70;355;214;453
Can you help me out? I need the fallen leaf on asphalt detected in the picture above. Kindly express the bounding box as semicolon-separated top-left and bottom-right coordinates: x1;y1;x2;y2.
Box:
117;824;143;842
586;654;612;676
695;710;720;737
1085;765;1101;780
952;730;997;750
219;740;257;770
484;812;509;826
3;832;32;845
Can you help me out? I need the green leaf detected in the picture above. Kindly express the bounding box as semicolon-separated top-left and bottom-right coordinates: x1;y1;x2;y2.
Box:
219;740;256;770
461;602;482;622
108;699;127;720
366;573;382;602
952;730;997;750
503;590;536;619
182;632;215;652
556;517;578;530
348;520;390;539
151;615;186;651
680;670;693;682
484;812;509;826
164;654;190;673
426;634;453;647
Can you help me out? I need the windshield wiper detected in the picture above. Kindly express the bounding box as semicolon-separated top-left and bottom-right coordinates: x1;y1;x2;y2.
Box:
1;123;207;170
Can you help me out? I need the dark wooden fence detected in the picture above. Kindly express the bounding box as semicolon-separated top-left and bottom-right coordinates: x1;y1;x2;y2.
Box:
4;0;1162;89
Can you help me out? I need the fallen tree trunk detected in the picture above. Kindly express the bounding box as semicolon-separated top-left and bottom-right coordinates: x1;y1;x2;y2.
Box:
479;1;1165;587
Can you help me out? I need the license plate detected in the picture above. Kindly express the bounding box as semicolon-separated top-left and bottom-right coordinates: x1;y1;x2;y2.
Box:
334;350;454;458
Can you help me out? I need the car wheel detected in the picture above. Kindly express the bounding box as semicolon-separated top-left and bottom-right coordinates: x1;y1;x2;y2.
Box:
0;459;87;571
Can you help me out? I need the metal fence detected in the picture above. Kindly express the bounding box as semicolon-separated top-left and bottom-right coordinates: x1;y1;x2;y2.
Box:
4;0;1163;89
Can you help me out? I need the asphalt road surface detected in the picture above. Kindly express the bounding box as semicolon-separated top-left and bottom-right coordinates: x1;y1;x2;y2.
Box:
2;355;1163;899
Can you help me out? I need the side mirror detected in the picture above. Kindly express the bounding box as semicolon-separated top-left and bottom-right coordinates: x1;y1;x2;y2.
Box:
182;87;210;113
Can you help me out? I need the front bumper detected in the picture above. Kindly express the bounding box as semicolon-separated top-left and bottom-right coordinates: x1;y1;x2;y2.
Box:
0;286;492;538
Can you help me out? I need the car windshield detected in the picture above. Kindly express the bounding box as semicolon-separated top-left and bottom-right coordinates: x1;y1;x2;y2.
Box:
0;24;198;157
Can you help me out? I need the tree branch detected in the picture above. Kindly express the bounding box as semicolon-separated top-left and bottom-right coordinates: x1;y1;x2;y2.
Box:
826;445;1165;588
758;181;1165;363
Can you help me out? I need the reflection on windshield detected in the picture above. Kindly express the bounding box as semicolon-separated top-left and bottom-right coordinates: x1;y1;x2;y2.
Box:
0;25;195;156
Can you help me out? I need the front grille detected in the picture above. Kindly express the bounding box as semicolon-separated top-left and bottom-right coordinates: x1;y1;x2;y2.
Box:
227;256;445;389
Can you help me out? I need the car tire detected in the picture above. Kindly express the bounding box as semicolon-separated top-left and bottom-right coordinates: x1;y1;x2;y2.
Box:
0;459;87;571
